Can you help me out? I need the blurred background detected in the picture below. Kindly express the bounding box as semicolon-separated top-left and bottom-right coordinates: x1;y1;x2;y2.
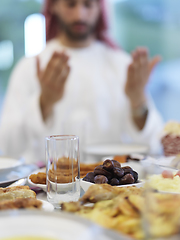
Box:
0;0;180;122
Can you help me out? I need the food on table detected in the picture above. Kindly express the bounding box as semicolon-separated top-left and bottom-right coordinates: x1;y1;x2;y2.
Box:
49;157;78;183
0;198;42;210
94;175;108;184
79;183;142;204
110;154;143;163
0;186;36;201
29;156;131;185
145;192;180;238
29;154;141;186
161;121;180;156
29;172;46;184
112;155;127;163
30;157;79;184
81;154;142;177
48;168;78;184
0;186;42;210
61;183;180;239
82;159;138;186
161;170;173;179
148;170;180;193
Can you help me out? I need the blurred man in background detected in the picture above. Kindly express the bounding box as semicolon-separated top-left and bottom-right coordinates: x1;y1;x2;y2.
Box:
0;0;163;163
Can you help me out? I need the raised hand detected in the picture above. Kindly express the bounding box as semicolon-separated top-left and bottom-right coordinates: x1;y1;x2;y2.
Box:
36;51;70;120
125;47;161;108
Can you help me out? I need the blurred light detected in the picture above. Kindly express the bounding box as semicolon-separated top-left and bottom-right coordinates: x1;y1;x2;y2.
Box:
0;40;14;70
136;5;163;22
24;13;46;57
111;0;128;2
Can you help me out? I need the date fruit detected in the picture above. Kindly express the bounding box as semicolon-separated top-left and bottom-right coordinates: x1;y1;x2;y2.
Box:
94;165;112;179
83;172;95;183
111;160;121;168
113;167;124;178
132;171;138;183
119;173;135;185
103;159;114;171
94;175;108;184
122;166;133;175
110;178;120;186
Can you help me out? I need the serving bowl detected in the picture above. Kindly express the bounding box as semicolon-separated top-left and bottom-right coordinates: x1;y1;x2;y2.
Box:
80;179;144;192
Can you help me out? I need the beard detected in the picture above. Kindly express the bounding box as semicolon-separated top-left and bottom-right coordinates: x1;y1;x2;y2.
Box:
55;16;98;41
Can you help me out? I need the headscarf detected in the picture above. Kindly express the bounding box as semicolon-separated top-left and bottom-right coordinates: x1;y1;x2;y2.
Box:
42;0;118;48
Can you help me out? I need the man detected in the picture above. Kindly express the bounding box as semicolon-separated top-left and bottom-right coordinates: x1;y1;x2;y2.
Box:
0;0;163;163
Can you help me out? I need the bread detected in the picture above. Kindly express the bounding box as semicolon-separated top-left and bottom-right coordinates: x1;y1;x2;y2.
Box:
0;198;42;210
0;186;36;202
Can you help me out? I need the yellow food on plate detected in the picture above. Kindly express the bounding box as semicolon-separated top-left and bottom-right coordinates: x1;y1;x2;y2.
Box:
29;156;129;185
149;172;180;193
29;172;46;185
61;183;180;239
0;186;42;210
62;184;145;239
0;186;36;201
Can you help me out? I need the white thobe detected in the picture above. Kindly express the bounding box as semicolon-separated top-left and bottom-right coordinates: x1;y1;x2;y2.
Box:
0;40;164;163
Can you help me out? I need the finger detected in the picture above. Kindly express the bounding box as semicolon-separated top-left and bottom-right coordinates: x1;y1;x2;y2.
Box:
136;48;148;66
61;51;69;61
45;51;68;74
136;47;149;56
36;55;41;80
44;52;69;84
149;55;161;73
49;57;69;86
56;65;70;93
138;49;149;74
137;50;149;85
132;50;138;62
126;63;136;87
42;52;60;82
130;49;148;85
56;64;70;86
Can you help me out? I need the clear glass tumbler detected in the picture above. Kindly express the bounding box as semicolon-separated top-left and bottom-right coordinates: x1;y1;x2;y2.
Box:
46;135;80;208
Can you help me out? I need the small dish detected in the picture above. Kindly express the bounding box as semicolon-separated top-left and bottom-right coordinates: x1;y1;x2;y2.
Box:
49;179;78;192
0;163;38;187
28;168;47;192
80;179;144;192
0;156;23;173
28;168;80;192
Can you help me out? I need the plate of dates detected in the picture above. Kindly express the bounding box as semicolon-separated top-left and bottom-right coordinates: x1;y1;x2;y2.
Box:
81;159;144;192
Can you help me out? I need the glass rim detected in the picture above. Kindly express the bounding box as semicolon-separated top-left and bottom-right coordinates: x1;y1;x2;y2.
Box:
46;135;79;141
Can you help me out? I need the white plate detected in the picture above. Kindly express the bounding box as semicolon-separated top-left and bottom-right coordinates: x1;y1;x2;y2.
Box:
40;200;54;212
50;179;79;192
28;167;47;192
0;211;130;240
0;157;23;173
84;143;149;158
0;164;38;187
80;179;144;192
28;168;80;192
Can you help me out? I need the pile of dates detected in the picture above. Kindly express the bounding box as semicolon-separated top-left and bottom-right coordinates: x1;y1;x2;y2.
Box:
83;159;138;186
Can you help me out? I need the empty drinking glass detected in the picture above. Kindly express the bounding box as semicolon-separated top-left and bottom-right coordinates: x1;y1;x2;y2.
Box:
46;135;80;208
